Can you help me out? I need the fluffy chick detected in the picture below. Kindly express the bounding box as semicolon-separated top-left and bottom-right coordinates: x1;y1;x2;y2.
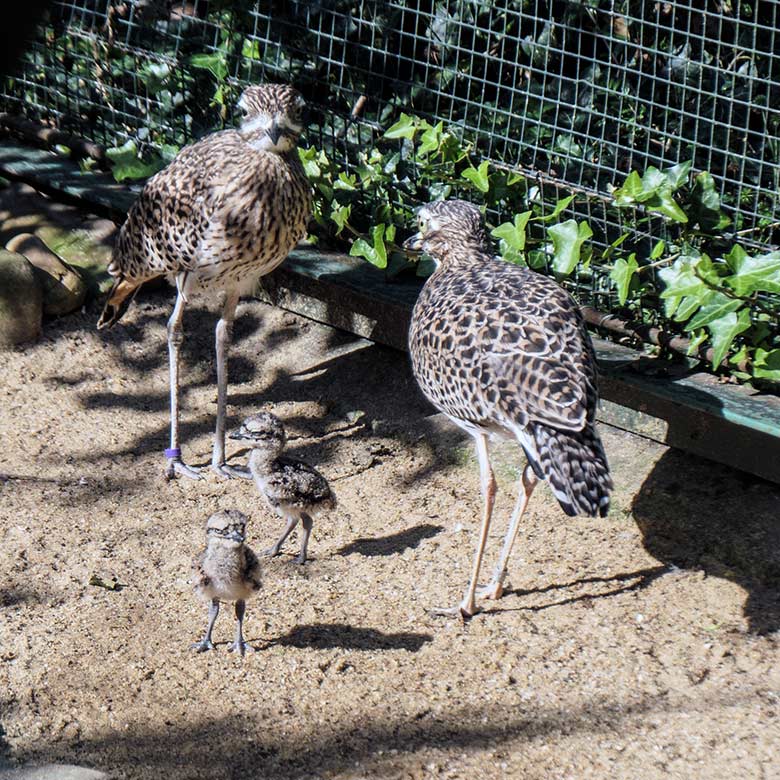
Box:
192;509;262;655
230;413;336;564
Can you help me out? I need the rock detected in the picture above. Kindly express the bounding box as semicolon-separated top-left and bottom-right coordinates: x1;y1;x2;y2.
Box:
6;234;87;316
0;250;42;347
35;225;115;297
0;764;108;780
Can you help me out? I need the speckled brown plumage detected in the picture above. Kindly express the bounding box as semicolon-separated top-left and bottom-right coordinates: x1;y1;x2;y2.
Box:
192;509;262;655
96;83;312;480
231;412;336;564
405;199;612;618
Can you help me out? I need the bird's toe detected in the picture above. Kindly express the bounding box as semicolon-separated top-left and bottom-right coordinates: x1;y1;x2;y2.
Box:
211;463;251;480
167;459;202;481
191;639;215;653
227;641;255;656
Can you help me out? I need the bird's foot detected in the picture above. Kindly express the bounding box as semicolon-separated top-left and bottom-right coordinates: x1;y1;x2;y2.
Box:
477;581;506;601
166;458;202;481
191;639;215;653
211;463;252;480
429;602;481;621
263;545;281;559
227;640;255;656
294;553;307;566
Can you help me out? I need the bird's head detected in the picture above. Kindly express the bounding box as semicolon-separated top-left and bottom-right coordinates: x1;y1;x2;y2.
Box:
403;199;490;266
230;412;286;458
205;509;247;549
236;83;306;154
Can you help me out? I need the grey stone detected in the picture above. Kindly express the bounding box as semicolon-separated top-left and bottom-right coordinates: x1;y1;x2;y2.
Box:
6;234;87;316
0;250;42;347
0;764;108;780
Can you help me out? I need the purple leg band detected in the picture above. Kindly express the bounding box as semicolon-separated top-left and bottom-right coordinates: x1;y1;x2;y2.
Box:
165;448;181;459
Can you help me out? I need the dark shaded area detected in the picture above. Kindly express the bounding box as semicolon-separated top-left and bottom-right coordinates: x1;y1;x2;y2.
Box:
0;587;44;608
632;450;780;634
4;690;760;780
336;523;444;558
267;623;432;652
0;1;52;78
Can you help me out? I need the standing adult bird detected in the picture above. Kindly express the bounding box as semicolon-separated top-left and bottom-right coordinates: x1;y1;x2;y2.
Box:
97;83;312;480
404;199;612;619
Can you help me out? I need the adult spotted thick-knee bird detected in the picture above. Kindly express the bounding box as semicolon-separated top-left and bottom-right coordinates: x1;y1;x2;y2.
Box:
404;199;612;619
97;83;312;480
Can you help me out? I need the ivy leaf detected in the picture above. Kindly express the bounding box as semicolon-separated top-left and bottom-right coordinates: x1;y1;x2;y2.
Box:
611;170;643;205
650;239;665;260
752;348;780;381
645;189;688;223
329;204;351;235
684;292;744;331
189;52;228;81
333;172;357;191
538;194;575;222
106;140;166;182
461;160;490;192
418;121;444;155
612;166;688;222
610;254;639;305
689;171;731;231
658;255;708;317
349;224;390;269
706;309;751;368
723;249;780;296
662;160;692;189
491;211;532;251
383;113;417;139
548;219;593;275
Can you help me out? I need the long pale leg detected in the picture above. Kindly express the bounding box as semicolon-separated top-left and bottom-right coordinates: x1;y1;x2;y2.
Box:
227;599;254;656
166;281;201;480
265;516;299;558
478;463;538;601
212;291;249;478
297;513;314;565
432;432;497;619
191;598;219;652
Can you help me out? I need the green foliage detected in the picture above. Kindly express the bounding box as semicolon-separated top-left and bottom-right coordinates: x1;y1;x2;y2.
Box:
309;112;778;386
105;140;172;182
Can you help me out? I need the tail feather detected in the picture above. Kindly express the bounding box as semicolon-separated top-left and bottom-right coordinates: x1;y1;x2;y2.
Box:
96;277;143;329
531;422;612;517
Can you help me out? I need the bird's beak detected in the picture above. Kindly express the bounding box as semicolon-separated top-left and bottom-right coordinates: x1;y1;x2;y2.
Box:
403;232;424;254
267;121;283;146
229;530;245;543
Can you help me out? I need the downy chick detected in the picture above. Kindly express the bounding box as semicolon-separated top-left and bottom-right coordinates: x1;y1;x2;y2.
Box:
192;509;261;655
230;413;336;564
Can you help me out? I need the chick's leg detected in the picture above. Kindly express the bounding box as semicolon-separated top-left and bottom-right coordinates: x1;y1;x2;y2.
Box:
191;598;219;652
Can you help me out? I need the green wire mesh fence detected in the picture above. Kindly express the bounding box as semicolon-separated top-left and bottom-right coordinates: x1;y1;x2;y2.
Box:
1;0;779;325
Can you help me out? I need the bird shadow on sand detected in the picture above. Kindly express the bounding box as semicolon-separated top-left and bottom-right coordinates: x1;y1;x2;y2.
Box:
262;622;432;652
335;523;444;557
630;449;780;634
491;565;670;614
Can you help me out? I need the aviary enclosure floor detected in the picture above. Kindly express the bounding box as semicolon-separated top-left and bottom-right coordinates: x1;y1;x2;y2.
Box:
0;218;778;779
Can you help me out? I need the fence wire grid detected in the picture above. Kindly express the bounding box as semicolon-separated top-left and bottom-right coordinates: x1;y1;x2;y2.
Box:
1;0;779;317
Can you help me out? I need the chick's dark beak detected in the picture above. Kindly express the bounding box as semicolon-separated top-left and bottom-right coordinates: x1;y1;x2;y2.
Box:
403;232;424;253
229;530;246;543
267;121;283;146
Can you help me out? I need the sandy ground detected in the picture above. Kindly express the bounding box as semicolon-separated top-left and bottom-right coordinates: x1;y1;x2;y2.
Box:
1;201;779;778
